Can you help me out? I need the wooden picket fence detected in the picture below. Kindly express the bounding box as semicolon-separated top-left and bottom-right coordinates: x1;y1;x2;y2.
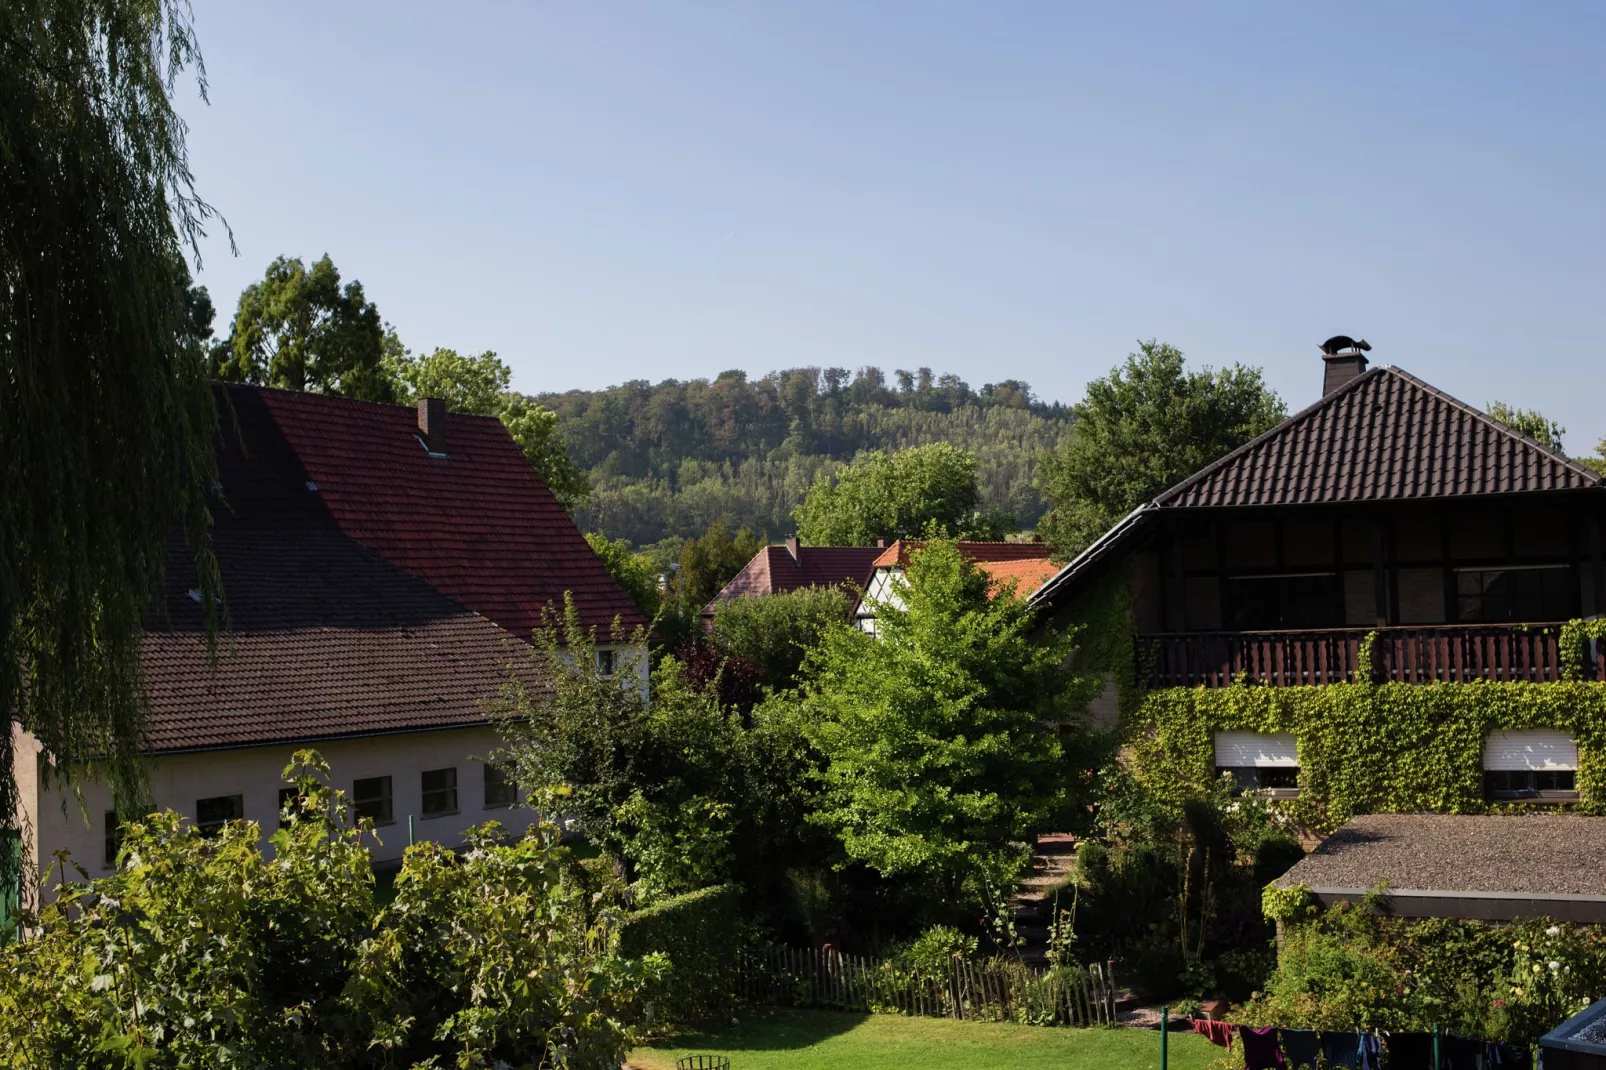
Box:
737;945;1119;1027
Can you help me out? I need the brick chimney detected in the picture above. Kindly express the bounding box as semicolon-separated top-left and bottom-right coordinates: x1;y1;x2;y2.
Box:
417;398;446;451
1320;336;1371;396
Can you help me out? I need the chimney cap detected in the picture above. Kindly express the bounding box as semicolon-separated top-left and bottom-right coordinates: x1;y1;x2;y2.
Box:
1320;335;1372;357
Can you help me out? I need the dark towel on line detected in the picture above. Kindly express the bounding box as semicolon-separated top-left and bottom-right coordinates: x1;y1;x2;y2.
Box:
1281;1028;1320;1070
1386;1032;1435;1070
1238;1025;1284;1070
1321;1030;1363;1068
1444;1033;1484;1070
1190;1017;1234;1048
1490;1041;1532;1068
1358;1032;1383;1070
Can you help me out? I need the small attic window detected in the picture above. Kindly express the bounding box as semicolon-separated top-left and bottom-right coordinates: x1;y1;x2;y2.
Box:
304;481;318;492
413;433;450;461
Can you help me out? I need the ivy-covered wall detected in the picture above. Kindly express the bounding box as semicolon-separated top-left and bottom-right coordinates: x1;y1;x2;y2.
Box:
1129;677;1606;831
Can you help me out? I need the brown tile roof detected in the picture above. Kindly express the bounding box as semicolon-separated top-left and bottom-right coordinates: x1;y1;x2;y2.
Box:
1157;365;1603;509
702;545;882;616
1277;813;1606;898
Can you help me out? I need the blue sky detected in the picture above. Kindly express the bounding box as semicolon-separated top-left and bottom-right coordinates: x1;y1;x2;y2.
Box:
183;2;1606;450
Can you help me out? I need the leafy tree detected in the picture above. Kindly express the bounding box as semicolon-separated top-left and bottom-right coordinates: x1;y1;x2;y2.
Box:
1036;341;1285;555
711;585;856;691
496;598;812;905
386;346;592;509
214;254;397;401
793;443;1013;546
2;0;225;855
677;518;764;611
1487;400;1565;452
584;532;663;620
800;540;1084;893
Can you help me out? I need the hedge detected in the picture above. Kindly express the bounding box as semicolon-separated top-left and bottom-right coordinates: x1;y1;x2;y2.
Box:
618;883;740;1023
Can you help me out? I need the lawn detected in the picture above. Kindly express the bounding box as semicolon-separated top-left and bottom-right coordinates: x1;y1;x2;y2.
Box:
628;1008;1219;1070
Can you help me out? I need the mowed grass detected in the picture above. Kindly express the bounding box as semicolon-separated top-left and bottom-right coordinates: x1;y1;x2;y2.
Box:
628;1008;1218;1070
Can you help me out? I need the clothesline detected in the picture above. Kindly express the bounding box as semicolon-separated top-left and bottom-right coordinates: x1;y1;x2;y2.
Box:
1187;1017;1532;1069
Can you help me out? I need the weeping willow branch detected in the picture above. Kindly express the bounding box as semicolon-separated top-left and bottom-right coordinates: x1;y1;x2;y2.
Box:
1;0;224;854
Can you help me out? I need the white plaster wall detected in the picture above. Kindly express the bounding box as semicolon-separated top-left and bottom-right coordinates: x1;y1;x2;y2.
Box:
26;725;540;886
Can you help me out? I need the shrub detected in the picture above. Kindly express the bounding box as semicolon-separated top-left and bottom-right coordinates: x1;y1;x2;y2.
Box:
1252;834;1306;887
617;883;742;1023
0;752;655;1068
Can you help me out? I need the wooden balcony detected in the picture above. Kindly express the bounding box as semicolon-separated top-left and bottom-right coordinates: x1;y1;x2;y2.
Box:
1138;624;1590;689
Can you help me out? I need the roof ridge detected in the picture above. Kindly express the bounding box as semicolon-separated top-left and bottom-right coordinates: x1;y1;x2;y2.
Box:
229;381;508;426
1155;365;1602;507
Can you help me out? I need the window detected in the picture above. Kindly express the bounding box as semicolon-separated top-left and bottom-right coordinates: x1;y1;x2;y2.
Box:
596;648;617;676
195;794;243;836
1214;731;1300;797
278;787;302;829
104;811;123;867
1456;565;1572;623
421;767;458;817
1224;573;1340;630
353;776;394;825
484;763;518;809
1483;730;1578;800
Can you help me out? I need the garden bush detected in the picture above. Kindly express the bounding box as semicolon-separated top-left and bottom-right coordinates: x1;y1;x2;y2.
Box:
0;752;658;1069
618;883;742;1023
1243;893;1606;1044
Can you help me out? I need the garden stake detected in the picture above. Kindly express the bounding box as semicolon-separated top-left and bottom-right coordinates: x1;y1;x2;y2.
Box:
1432;1021;1440;1069
1160;1005;1168;1070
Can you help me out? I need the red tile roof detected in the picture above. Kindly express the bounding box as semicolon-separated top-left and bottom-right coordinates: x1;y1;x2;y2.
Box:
133;383;644;753
254;386;645;637
870;539;1052;568
701;544;882;617
1156;365;1603;509
976;558;1060;599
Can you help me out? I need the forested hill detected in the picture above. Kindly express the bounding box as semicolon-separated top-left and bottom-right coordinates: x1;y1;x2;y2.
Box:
538;367;1074;546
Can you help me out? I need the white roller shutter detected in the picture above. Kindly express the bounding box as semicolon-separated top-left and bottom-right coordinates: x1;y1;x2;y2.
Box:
1483;730;1578;771
1214;732;1298;768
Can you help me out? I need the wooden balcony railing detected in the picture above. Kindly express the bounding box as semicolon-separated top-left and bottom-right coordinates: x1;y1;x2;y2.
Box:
1138;624;1588;689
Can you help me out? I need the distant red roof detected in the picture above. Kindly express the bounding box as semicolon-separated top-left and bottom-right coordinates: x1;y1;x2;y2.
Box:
975;557;1060;599
257;387;644;638
871;539;1052;569
702;543;882;617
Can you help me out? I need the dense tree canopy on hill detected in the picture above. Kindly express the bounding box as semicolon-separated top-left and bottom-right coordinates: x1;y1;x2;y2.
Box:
540;368;1073;545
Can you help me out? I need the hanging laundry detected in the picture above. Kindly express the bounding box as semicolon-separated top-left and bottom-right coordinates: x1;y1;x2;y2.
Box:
1238;1025;1284;1070
1190;1017;1234;1048
1489;1040;1532;1068
1357;1032;1383;1070
1443;1032;1484;1070
1280;1028;1321;1070
1385;1031;1436;1070
1320;1030;1363;1068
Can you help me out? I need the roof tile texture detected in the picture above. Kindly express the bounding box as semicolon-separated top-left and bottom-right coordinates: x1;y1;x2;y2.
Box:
1157;366;1602;508
703;545;882;614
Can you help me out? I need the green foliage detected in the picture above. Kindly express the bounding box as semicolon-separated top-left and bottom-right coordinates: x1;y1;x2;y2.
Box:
0;751;653;1067
497;599;814;905
801;539;1083;891
1246;901;1606;1044
793;444;1011;546
1261;883;1315;922
214;253;398;401
586;532;665;620
678;518;765;612
2;0;224;864
901;925;980;980
1035;340;1285;555
618;884;742;1022
1487;400;1566;453
497;393;594;510
711;586;856;692
1251;834;1306;888
556;370;1072;545
1128;668;1606;831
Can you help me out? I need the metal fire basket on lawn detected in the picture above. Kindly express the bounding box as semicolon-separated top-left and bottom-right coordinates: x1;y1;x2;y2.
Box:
675;1057;731;1070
